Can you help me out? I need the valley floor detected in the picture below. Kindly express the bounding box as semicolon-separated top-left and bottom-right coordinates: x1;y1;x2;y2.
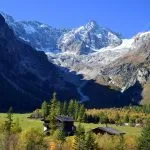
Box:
0;113;141;136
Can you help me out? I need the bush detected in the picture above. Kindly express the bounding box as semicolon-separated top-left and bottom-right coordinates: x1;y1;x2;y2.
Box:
138;124;150;150
29;109;43;119
19;128;49;150
95;134;121;150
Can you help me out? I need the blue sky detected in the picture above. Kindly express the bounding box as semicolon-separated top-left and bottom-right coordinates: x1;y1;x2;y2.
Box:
0;0;150;37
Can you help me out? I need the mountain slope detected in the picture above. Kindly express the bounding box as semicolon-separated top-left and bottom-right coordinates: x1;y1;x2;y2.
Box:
1;12;150;108
48;32;150;105
1;12;122;55
1;12;68;53
0;14;79;112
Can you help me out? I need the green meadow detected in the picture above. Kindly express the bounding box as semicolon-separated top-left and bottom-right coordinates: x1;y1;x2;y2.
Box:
0;113;142;136
0;113;43;130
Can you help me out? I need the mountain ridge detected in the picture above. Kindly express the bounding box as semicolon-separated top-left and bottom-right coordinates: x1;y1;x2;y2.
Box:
0;12;150;111
0;13;80;111
1;12;122;54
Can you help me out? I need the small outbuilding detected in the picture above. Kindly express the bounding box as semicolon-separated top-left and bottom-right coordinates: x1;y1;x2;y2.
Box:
43;115;76;136
56;115;76;136
92;127;125;136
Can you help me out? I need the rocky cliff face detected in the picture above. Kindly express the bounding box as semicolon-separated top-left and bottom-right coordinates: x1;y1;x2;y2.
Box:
48;31;150;105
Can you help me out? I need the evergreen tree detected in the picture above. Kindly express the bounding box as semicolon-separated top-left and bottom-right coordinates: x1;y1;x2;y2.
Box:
62;101;67;116
117;135;125;150
99;112;109;127
114;112;120;125
73;124;85;150
74;100;79;120
143;104;150;113
68;99;74;117
77;104;86;122
124;114;129;123
11;118;22;133
55;123;66;150
56;101;61;116
4;107;13;134
49;93;59;129
85;131;98;150
138;124;150;150
129;116;136;125
41;101;49;119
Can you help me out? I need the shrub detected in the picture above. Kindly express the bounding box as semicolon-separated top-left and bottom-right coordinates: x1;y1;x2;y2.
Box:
19;128;49;150
138;124;150;150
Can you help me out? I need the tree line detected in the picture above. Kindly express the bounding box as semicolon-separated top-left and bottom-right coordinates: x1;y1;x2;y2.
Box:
41;93;86;122
86;106;150;126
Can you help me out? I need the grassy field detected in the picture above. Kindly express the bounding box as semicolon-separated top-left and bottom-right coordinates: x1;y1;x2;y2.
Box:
0;113;142;136
75;122;142;136
0;113;43;130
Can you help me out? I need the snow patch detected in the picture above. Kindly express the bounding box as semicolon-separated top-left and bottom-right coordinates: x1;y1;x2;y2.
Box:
137;31;150;37
40;24;48;28
23;24;36;34
19;36;30;42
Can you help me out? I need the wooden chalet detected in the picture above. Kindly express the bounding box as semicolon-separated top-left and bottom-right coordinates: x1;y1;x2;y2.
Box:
43;115;76;136
92;127;125;136
56;116;76;135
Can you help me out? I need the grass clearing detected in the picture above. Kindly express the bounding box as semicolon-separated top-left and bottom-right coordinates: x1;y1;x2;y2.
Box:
0;113;43;130
75;122;142;136
0;113;141;136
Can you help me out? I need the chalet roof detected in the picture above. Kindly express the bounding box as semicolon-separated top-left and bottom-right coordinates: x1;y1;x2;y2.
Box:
56;116;74;122
92;127;125;135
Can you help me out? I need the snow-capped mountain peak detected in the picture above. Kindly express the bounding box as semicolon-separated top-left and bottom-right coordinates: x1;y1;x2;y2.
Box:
58;21;122;55
1;12;68;52
85;20;98;30
1;12;122;55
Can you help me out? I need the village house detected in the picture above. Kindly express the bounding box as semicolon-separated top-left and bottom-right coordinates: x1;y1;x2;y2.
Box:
43;115;76;136
92;127;125;136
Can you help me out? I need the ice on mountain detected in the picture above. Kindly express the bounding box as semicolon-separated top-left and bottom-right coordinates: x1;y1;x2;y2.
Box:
23;24;36;34
136;31;150;38
19;36;30;42
40;24;48;28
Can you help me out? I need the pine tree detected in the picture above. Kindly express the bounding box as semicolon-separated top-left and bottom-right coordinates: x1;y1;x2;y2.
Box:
41;101;49;119
74;100;79;120
49;93;59;129
99;112;109;127
4;107;13;134
62;101;67;115
73;124;85;150
124;114;129;123
68;99;74;117
85;131;98;150
116;134;125;150
11;118;22;133
114;112;120;125
56;129;66;144
56;124;66;150
138;123;150;150
77;104;86;122
56;101;61;116
129;116;136;125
